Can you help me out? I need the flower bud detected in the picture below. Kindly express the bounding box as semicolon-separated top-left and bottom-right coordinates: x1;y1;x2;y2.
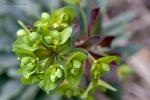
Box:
20;57;36;67
17;29;27;36
21;57;31;65
51;30;60;39
53;23;60;29
49;30;60;45
73;60;81;68
55;68;63;78
29;32;38;42
43;36;52;44
50;74;56;82
41;12;50;19
26;63;35;70
53;39;59;45
70;68;77;75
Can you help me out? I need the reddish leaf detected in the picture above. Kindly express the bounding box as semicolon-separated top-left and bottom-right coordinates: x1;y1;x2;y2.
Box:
76;36;115;49
84;58;92;80
76;36;103;49
89;51;103;59
98;36;115;47
88;8;101;34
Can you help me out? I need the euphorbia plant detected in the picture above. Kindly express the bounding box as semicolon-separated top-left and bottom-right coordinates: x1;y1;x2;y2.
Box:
12;1;120;100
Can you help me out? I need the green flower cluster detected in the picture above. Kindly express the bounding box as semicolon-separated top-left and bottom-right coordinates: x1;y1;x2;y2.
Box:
12;3;121;98
92;56;120;80
81;56;120;99
13;6;87;94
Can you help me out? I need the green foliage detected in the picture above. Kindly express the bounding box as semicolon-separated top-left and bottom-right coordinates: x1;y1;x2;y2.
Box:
17;57;38;79
41;27;72;46
81;56;120;99
12;5;120;99
65;52;86;86
92;56;120;80
13;6;87;96
39;64;64;93
12;34;39;57
34;6;76;31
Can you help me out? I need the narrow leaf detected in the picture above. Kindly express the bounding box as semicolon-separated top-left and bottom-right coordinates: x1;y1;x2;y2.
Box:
76;36;103;49
88;8;102;34
18;20;30;34
98;79;117;91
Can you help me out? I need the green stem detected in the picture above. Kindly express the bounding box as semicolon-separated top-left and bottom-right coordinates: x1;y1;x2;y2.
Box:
81;82;94;99
17;20;30;34
79;6;87;34
44;56;54;71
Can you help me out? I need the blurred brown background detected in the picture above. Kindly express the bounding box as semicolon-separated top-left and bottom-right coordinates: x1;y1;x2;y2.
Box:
104;0;150;100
